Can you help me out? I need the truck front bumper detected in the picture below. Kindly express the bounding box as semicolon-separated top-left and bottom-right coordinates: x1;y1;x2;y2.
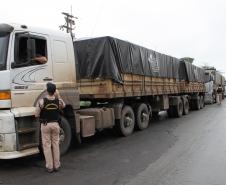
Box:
0;147;39;159
0;109;39;159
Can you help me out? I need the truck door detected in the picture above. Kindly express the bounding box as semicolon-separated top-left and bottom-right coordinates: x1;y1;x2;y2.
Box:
10;32;53;107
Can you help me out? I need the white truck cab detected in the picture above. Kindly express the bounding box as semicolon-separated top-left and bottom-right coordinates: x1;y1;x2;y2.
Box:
0;23;79;159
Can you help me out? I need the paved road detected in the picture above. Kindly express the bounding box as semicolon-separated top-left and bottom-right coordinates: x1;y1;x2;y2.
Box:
0;101;225;185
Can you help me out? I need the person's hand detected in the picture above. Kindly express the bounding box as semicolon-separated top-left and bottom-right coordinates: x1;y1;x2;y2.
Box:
32;56;47;64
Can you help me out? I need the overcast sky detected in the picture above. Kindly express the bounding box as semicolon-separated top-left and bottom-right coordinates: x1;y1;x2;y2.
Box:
1;0;226;75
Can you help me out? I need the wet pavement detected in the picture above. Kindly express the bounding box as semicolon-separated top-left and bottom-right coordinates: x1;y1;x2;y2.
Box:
0;101;225;185
127;102;226;185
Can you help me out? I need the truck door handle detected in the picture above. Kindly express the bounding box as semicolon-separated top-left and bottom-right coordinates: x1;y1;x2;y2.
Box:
43;77;53;81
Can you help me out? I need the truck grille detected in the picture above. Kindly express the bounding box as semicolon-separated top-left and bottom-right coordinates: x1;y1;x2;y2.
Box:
15;117;40;150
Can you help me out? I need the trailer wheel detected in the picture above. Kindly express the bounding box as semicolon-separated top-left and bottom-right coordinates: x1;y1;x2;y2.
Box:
203;96;206;107
200;96;204;109
174;99;183;117
136;103;149;130
212;93;216;103
116;105;135;136
59;117;72;155
194;96;201;110
183;98;189;115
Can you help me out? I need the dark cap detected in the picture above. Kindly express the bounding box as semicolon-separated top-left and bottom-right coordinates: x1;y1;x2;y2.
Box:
46;82;56;95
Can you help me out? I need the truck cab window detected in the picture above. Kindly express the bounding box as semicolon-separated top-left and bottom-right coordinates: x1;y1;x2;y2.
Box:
14;35;47;68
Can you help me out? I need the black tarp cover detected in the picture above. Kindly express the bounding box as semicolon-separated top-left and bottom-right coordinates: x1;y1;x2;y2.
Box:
74;36;203;83
178;59;205;82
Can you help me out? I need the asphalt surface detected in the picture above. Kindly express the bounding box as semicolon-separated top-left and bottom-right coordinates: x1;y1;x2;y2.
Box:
0;101;226;185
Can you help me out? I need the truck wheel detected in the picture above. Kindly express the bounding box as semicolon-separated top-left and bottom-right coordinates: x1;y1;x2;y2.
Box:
116;106;135;136
59;117;72;155
203;96;206;107
136;103;149;130
174;99;183;117
183;98;189;115
200;96;204;109
194;96;201;110
213;94;216;103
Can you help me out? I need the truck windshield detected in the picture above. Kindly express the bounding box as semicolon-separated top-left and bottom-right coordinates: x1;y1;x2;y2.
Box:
0;34;9;71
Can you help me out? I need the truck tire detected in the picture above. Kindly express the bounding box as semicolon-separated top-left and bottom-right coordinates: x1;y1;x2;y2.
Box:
136;103;149;130
183;98;189;115
213;93;216;103
174;98;183;117
59;117;72;155
194;96;201;110
116;105;135;136
203;96;206;107
200;96;204;109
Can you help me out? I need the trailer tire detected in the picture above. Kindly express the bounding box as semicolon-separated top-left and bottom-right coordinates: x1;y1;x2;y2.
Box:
200;96;204;109
194;96;201;110
174;99;183;117
183;98;189;115
116;105;135;136
59;117;72;156
203;96;206;107
136;103;149;130
212;93;216;103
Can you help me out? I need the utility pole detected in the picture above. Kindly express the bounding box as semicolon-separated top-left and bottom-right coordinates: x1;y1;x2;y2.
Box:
59;8;78;39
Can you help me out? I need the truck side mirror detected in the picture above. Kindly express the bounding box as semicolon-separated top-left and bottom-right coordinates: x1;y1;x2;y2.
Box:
27;38;36;60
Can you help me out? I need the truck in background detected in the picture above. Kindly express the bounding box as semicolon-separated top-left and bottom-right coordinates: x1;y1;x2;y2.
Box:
0;23;208;159
204;67;225;104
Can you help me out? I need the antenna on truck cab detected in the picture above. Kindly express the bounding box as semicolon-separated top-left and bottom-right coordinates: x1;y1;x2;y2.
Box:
59;7;78;39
